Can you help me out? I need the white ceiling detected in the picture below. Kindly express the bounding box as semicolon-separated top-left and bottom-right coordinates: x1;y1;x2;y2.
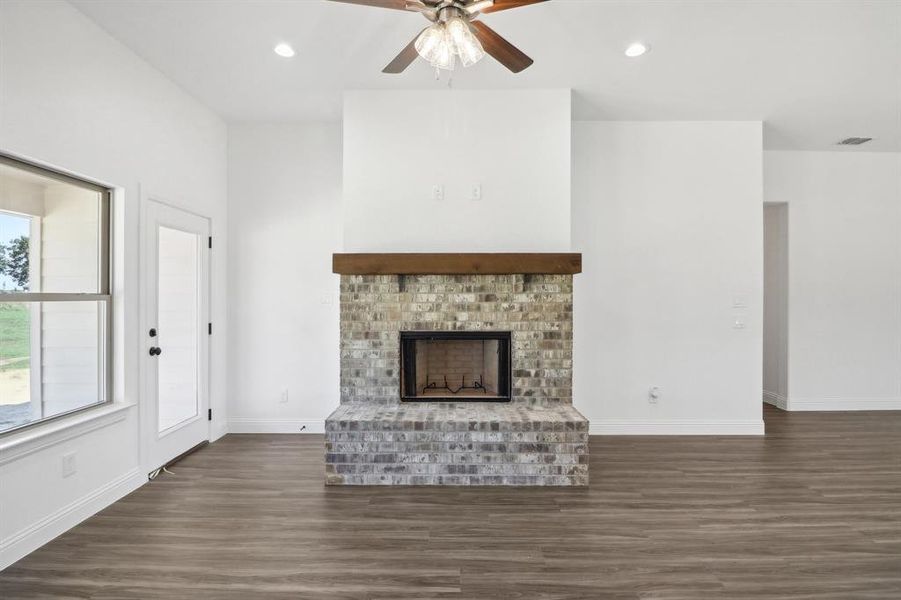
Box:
71;0;901;151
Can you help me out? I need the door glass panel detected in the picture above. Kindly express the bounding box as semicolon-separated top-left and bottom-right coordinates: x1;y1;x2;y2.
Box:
157;226;198;433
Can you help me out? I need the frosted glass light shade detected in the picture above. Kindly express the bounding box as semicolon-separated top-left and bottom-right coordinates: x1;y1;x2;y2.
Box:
432;31;456;70
446;17;470;48
415;24;445;63
445;17;484;68
457;32;484;67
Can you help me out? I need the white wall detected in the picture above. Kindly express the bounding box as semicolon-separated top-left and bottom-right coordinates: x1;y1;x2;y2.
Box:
0;0;227;568
343;90;571;252
764;151;901;410
227;123;342;432
572;122;765;434
237;117;767;435
763;203;789;408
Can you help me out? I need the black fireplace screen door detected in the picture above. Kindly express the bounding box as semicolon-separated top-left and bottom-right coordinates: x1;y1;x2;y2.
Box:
400;331;511;402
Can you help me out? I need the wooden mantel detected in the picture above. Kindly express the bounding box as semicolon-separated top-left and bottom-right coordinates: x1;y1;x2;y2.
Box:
332;253;582;275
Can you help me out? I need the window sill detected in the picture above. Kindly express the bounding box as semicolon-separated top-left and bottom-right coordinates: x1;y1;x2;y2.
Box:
0;402;135;465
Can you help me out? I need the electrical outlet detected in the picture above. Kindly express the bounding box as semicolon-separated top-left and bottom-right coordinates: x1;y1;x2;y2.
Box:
432;184;444;201
279;388;289;404
648;386;661;404
470;184;482;201
733;318;746;329
62;452;77;478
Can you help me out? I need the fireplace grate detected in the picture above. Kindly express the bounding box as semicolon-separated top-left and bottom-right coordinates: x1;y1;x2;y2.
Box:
422;374;488;396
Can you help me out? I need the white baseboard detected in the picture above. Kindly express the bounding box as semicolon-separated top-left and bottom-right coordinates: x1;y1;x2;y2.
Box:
763;390;788;410
589;419;765;436
232;417;767;436
227;418;325;434
210;421;229;441
786;397;901;411
0;467;145;570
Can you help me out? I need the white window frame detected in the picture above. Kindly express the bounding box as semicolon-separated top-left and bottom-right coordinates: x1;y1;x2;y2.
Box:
0;154;112;436
28;215;42;420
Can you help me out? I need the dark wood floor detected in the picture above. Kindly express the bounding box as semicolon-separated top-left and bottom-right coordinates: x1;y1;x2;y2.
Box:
2;404;900;599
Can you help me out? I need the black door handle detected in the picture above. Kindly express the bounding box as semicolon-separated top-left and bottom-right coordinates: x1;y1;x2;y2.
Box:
149;347;162;356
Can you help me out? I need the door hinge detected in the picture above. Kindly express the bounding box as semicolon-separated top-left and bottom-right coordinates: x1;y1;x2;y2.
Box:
208;322;212;335
208;236;212;249
208;408;212;421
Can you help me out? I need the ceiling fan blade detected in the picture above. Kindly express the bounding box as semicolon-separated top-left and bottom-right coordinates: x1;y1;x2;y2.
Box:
382;32;424;73
470;21;533;73
476;0;548;14
326;0;411;11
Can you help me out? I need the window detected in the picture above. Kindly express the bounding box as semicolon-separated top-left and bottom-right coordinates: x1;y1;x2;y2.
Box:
0;155;111;434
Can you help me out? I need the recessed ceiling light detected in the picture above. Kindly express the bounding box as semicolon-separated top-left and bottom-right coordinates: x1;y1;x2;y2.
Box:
274;43;296;58
624;42;649;58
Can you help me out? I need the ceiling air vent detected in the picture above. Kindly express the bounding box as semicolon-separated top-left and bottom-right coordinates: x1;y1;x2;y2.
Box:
838;137;873;146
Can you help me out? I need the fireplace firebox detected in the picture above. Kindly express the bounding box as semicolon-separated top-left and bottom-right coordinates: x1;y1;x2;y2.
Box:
400;331;512;402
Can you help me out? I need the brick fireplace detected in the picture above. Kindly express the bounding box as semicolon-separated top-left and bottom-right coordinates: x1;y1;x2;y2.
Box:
325;253;589;486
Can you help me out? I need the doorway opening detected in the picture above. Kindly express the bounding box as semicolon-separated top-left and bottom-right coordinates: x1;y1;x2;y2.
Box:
763;203;788;410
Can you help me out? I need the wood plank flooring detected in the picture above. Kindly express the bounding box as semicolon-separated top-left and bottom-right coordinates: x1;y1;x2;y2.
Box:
2;404;900;599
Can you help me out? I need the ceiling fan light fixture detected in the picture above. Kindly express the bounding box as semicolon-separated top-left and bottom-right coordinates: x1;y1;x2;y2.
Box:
415;17;484;71
331;0;538;75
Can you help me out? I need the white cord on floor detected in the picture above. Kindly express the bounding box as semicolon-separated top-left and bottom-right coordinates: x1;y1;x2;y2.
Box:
148;466;175;481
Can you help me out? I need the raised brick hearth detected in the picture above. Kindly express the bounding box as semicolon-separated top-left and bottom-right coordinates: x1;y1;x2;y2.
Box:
326;403;588;485
325;267;588;486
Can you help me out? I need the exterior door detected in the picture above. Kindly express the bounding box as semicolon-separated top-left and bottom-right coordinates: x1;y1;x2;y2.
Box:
142;199;210;473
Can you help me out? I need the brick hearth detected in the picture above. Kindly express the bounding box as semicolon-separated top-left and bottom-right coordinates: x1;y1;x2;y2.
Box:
326;403;588;485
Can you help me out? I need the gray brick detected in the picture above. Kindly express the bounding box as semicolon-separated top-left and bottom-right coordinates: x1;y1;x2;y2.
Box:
325;402;589;486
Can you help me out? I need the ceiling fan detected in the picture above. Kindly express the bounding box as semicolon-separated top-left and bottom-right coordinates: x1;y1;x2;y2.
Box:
328;0;548;74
